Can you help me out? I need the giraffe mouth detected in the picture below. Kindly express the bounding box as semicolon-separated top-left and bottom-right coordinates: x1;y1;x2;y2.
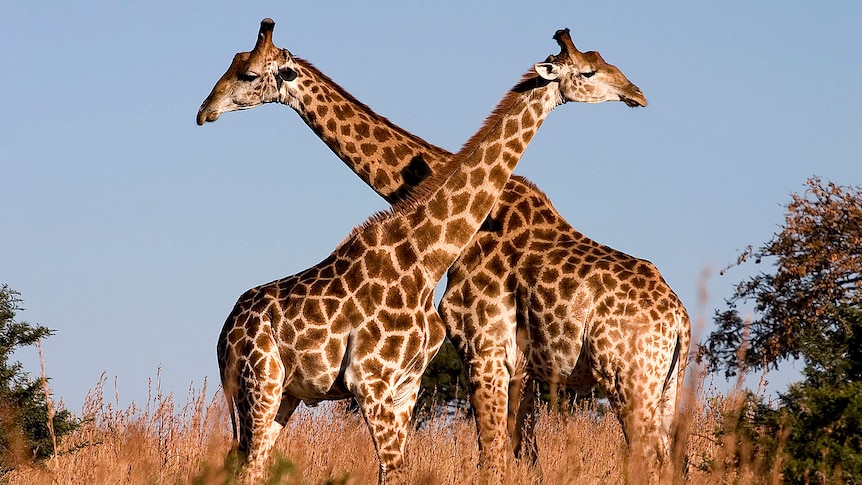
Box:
620;95;646;108
620;88;647;108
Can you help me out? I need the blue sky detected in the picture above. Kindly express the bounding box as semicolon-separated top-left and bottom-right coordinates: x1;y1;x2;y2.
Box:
2;2;860;412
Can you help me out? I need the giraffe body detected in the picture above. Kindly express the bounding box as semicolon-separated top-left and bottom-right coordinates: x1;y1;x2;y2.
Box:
441;180;689;476
220;221;447;482
199;19;666;482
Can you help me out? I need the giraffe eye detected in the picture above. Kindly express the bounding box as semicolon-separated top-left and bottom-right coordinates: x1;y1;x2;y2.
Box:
581;71;597;78
238;71;259;82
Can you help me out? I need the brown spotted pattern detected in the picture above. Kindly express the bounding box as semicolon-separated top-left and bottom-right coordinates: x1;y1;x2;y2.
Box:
198;19;681;483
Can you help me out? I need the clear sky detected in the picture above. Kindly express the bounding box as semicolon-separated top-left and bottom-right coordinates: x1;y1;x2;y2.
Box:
2;2;860;413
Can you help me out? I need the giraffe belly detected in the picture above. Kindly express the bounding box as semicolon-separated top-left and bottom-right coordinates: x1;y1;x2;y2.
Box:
522;304;596;393
280;334;352;401
525;347;598;395
515;260;586;368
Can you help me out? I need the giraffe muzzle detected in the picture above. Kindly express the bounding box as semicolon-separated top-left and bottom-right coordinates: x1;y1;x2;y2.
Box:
196;107;221;125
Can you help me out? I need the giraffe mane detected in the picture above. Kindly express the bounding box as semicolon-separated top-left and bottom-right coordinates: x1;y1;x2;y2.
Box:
507;174;544;197
450;70;550;168
505;175;565;214
335;70;550;248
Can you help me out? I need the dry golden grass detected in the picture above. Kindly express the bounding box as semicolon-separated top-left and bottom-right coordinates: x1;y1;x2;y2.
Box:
5;271;780;483
3;369;780;485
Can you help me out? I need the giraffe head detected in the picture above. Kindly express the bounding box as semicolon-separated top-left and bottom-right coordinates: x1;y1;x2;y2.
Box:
534;29;646;108
197;18;300;125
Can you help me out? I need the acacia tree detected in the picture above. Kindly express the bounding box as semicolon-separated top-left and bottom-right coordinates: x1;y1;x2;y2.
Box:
700;177;862;378
699;177;862;483
0;284;77;472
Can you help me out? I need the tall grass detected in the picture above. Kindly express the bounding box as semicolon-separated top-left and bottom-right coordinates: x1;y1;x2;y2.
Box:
4;271;783;483
4;369;781;485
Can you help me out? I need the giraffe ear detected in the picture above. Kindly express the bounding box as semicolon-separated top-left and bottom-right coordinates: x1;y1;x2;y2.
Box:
534;62;559;81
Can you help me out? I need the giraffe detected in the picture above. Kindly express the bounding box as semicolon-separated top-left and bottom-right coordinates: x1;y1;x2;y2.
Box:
197;19;675;481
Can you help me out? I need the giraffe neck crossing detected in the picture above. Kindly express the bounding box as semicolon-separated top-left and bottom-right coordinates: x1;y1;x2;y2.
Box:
366;73;561;284
280;58;452;202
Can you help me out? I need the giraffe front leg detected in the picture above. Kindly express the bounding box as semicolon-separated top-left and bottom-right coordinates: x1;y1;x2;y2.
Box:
355;389;413;485
233;353;287;483
444;291;519;481
465;353;512;481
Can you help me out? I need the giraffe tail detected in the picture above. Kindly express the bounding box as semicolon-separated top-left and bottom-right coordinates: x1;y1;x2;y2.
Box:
225;389;239;447
661;309;690;406
658;308;691;448
218;344;240;452
674;309;691;404
218;336;240;452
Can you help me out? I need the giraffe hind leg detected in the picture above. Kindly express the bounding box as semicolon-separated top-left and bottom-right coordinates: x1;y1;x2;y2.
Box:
610;358;679;484
508;374;538;464
655;333;685;481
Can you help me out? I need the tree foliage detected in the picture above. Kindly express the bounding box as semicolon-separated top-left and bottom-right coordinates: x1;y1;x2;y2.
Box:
417;339;470;416
739;312;862;484
699;177;862;377
1;284;78;472
698;178;862;483
418;342;607;418
773;380;862;483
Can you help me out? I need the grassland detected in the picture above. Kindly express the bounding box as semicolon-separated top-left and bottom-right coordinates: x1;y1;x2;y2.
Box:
4;369;780;485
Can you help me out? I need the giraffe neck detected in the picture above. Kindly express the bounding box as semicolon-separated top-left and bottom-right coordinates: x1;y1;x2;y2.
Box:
279;58;452;203
395;73;561;282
